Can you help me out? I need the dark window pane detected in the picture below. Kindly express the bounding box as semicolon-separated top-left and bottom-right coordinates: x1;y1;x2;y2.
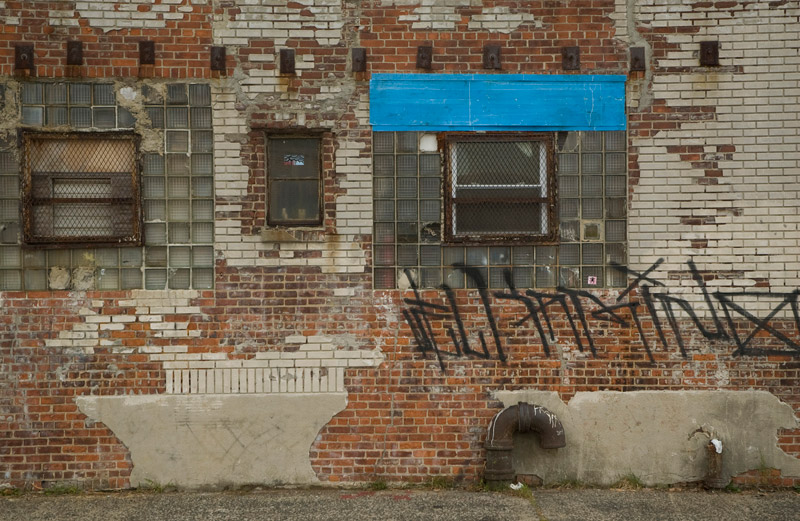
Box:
513;267;532;288
374;177;394;198
420;245;440;266
373;133;394;154
374;245;394;266
374;268;395;289
420;177;440;198
397;222;417;243
455;202;543;235
536;266;556;287
374;223;394;243
268;137;321;225
397;132;417;153
420;154;440;176
269;180;319;223
421;268;441;288
489;247;510;264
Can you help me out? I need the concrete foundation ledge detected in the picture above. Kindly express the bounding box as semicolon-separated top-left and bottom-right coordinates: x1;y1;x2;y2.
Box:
495;390;800;487
77;393;347;489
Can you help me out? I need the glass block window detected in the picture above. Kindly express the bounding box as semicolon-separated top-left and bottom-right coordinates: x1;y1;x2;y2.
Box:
373;131;627;290
557;130;627;289
143;83;215;290
0;82;215;291
267;136;321;226
445;133;556;242
0;150;21;290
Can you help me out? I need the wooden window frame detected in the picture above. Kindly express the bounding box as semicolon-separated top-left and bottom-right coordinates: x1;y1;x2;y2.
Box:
266;134;323;227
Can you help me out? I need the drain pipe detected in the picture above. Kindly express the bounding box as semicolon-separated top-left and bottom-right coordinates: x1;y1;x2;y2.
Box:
484;402;566;486
705;438;728;489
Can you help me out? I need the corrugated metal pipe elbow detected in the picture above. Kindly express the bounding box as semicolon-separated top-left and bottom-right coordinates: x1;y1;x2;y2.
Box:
484;402;566;486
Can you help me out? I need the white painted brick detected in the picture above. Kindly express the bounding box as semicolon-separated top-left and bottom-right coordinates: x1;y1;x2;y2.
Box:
99;323;124;331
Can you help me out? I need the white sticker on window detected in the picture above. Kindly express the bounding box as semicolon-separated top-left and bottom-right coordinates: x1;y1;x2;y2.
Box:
587;276;598;285
283;154;304;166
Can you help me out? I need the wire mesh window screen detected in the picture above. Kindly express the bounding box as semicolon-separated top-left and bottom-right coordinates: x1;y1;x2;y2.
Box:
23;133;140;245
3;83;214;291
445;134;556;242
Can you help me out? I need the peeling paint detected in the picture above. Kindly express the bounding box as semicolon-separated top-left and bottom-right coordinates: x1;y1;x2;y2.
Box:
213;0;345;47
467;6;541;34
63;0;192;33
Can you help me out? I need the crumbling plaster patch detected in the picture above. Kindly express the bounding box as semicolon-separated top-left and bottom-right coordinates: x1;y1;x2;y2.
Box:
0;82;19;147
2;78;164;153
497;390;800;486
116;80;165;153
622;0;654;110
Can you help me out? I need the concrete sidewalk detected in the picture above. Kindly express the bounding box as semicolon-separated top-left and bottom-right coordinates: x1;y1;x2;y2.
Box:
1;488;798;521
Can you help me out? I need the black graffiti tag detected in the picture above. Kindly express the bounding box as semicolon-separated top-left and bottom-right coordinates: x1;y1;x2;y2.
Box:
401;259;800;373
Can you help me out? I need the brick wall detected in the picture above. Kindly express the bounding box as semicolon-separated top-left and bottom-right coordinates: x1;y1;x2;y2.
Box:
1;0;799;490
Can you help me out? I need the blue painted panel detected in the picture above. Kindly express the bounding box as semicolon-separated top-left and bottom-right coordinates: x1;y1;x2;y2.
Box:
370;74;626;131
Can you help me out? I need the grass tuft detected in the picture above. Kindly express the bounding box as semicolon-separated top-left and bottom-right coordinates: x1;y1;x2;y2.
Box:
137;479;177;493
368;480;388;491
425;476;457;490
43;484;82;496
612;474;644;490
725;482;742;493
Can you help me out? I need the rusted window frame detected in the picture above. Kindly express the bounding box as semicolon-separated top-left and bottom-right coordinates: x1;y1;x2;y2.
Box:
443;132;558;245
21;131;142;248
265;132;324;227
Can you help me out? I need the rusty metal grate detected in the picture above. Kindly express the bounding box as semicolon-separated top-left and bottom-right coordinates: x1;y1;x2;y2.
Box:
445;133;556;243
23;133;141;246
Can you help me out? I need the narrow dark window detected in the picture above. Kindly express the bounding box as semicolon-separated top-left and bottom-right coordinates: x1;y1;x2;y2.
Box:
22;133;141;246
267;136;322;226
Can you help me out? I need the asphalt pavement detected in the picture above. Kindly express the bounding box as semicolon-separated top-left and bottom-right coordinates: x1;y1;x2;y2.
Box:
1;487;798;521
